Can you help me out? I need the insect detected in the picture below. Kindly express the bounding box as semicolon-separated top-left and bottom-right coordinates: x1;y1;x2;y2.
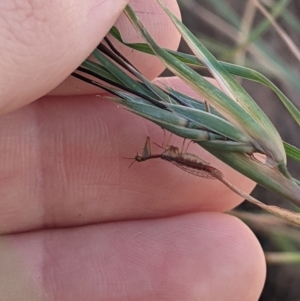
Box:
132;137;262;210
130;140;300;225
134;136;223;180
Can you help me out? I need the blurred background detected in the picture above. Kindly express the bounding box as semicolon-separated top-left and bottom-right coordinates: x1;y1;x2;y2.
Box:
175;1;300;300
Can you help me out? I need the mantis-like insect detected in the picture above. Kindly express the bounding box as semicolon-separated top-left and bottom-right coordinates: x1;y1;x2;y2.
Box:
131;137;300;225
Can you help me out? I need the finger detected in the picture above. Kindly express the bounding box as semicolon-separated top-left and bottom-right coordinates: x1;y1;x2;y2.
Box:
1;213;266;301
0;0;181;114
0;77;256;233
50;0;182;96
0;0;129;113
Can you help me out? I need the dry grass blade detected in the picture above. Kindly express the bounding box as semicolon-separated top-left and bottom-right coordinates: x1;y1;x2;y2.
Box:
252;0;300;62
220;177;300;226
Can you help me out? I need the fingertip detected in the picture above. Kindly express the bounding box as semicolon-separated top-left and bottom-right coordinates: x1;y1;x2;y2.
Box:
3;213;265;301
0;0;129;113
50;0;182;96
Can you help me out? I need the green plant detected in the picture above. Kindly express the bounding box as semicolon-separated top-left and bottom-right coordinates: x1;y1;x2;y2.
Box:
73;1;300;225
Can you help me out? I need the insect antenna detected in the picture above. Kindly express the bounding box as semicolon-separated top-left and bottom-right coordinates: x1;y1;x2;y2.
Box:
128;159;137;168
122;155;138;168
123;136;154;168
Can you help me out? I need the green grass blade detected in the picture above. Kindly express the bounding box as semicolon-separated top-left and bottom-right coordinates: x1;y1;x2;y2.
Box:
157;0;286;166
284;142;300;164
92;49;154;99
82;39;300;125
123;6;254;135
110;26;300;127
77;55;300;205
75;4;300;207
167;104;249;143
200;145;300;206
81;60;122;85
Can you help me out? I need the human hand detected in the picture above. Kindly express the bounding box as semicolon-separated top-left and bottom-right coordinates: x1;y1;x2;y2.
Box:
0;0;266;300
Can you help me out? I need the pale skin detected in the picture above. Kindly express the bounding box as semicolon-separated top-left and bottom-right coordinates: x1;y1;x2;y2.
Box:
0;0;266;300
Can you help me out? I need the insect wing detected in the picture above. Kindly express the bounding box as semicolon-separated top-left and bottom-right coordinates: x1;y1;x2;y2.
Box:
142;136;152;159
170;161;217;179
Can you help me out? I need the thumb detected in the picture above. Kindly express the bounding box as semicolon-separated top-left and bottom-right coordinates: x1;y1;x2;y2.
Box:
0;0;129;114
